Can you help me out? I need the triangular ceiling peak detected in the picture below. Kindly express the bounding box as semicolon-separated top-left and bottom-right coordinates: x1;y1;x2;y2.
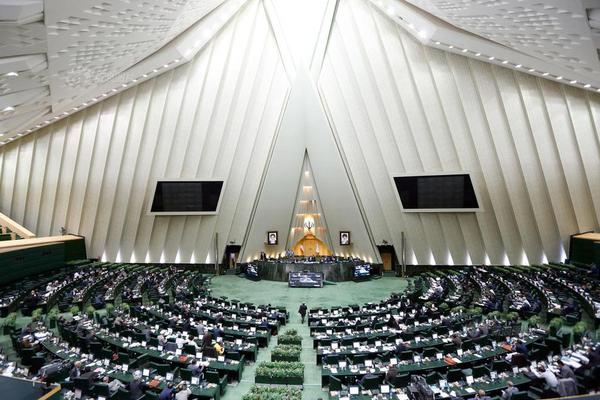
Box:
288;151;333;254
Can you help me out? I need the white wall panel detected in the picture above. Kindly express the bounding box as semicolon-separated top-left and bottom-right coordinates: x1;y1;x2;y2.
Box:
0;0;290;263
317;0;600;265
1;0;599;266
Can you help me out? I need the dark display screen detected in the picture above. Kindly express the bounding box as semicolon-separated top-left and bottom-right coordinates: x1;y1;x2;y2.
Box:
150;181;223;213
394;174;479;210
288;271;323;288
353;264;371;277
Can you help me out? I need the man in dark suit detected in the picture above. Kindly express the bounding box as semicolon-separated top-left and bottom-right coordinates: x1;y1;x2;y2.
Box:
69;361;82;380
385;365;398;382
298;303;307;324
587;347;600;368
514;340;528;358
187;361;204;378
129;371;147;399
501;381;519;400
557;360;576;381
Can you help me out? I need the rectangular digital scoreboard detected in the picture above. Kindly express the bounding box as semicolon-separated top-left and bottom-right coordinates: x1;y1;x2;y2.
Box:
288;271;323;288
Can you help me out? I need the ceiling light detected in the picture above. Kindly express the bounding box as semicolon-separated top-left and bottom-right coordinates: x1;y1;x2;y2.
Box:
418;30;428;39
121;83;127;87
502;60;508;64
515;64;521;68
153;69;158;73
142;74;148;78
475;53;481;56
569;80;577;84
542;72;549;76
1;106;15;113
461;48;468;53
584;84;591;88
163;64;169;68
435;41;440;45
448;45;454;49
174;59;180;63
556;76;562;80
82;102;88;106
528;68;535;72
488;56;495;60
5;72;18;77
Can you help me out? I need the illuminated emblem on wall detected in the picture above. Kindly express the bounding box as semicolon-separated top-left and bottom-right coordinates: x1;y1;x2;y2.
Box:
303;215;315;233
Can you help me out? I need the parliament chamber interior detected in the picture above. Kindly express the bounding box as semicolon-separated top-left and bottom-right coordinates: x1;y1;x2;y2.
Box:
1;1;600;399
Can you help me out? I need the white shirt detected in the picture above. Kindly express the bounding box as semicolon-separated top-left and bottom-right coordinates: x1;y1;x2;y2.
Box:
175;388;192;400
537;369;558;388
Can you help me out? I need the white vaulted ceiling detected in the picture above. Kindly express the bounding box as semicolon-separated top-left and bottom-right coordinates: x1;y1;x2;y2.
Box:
404;0;600;80
0;0;599;265
0;0;244;143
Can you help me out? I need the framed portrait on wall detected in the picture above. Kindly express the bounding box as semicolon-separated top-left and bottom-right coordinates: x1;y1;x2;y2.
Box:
267;231;278;245
340;231;350;246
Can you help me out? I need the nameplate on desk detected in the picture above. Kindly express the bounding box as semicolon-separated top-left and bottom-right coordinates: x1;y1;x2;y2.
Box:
122;364;128;372
191;377;200;385
143;369;150;377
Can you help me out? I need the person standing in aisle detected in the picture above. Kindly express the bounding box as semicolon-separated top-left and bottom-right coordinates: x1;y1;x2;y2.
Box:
298;303;307;324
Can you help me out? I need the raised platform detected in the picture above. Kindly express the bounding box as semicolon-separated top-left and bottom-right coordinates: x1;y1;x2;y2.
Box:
255;261;377;282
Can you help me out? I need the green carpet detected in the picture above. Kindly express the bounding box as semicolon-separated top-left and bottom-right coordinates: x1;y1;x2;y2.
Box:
210;275;409;400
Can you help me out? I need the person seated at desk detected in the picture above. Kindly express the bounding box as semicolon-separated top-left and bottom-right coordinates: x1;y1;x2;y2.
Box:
587;347;600;368
467;326;481;339
159;382;175;400
259;317;269;328
158;334;168;347
129;370;148;399
175;382;192;400
478;323;489;336
513;340;528;358
394;340;408;355
562;299;577;316
358;372;379;386
187;361;205;378
557;360;576;381
201;332;213;350
69;361;82;380
385;365;398;382
470;389;491;400
103;375;126;395
214;338;225;356
451;334;462;348
501;381;518;400
534;365;558;390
